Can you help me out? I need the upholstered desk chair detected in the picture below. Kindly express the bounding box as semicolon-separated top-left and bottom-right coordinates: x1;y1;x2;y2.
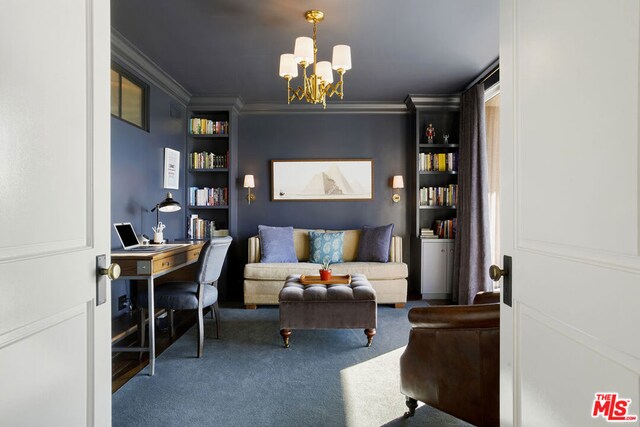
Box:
140;236;232;358
400;291;500;427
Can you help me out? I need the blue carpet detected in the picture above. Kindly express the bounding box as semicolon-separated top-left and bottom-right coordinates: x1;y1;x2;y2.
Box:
113;302;471;427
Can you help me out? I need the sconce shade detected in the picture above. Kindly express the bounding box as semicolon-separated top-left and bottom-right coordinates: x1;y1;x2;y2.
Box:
279;54;298;78
332;45;352;71
294;37;314;64
153;192;181;212
392;175;404;189
243;175;255;188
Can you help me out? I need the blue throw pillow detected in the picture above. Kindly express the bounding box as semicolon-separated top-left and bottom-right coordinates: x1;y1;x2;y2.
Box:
356;224;395;262
258;225;298;263
308;231;344;264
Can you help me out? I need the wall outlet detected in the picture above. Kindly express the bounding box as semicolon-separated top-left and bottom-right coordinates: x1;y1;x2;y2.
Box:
118;295;128;311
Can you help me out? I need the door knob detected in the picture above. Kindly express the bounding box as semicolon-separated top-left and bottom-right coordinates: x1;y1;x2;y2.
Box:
489;264;508;281
99;263;121;280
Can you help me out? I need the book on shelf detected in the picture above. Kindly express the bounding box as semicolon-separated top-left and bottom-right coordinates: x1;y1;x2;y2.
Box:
432;219;457;239
188;186;229;207
419;185;458;207
190;151;229;169
189;118;229;135
420;228;438;239
187;214;217;239
418;152;457;172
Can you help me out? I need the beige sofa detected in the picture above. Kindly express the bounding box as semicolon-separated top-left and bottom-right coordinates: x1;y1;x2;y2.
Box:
243;228;408;308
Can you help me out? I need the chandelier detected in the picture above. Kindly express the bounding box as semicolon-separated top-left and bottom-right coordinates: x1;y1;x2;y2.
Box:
278;10;352;108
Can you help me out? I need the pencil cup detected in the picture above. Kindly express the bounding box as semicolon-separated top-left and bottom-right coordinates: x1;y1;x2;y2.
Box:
153;231;164;244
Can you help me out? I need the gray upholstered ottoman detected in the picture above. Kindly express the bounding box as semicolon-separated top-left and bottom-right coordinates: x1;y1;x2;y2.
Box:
278;273;377;348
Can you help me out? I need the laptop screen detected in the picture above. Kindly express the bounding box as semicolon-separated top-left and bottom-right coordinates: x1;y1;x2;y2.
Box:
114;223;140;249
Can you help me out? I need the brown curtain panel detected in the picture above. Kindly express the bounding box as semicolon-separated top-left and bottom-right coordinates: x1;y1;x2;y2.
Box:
453;84;492;304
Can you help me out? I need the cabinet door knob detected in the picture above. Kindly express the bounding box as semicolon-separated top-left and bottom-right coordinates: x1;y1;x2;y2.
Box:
441;249;445;253
489;264;508;281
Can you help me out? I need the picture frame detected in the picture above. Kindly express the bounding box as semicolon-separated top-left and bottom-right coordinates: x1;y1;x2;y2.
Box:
163;147;180;189
271;159;374;201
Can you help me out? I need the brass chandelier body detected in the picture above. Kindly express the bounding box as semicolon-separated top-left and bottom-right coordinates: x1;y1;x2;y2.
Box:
279;10;352;108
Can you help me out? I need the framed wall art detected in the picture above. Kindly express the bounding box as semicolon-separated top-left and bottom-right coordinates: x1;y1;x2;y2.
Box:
163;147;180;189
271;159;373;201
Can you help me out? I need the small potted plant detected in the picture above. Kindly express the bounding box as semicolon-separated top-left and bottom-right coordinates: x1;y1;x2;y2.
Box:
319;259;332;281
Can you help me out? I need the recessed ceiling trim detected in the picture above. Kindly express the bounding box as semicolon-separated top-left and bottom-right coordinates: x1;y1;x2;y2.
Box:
405;94;461;111
111;28;191;106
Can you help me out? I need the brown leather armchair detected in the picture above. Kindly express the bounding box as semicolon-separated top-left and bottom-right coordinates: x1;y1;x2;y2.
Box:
400;292;500;426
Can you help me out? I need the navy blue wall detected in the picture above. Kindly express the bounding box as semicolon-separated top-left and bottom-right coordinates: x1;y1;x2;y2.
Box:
234;112;412;299
110;62;187;318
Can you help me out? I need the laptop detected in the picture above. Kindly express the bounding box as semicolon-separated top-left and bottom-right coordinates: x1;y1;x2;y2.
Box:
114;222;181;252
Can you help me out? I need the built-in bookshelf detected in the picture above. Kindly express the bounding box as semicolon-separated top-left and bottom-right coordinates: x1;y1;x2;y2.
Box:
185;108;235;240
406;95;461;298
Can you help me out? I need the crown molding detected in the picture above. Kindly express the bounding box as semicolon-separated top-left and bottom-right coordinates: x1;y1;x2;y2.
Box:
188;96;245;114
240;102;408;115
404;94;461;111
111;28;191;106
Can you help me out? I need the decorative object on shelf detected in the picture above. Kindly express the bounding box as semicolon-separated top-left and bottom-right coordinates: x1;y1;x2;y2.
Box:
425;123;435;143
243;174;256;204
319;259;332;281
163;148;180;190
392;175;404;203
151;192;181;240
278;10;352;108
271;159;373;201
443;134;450;144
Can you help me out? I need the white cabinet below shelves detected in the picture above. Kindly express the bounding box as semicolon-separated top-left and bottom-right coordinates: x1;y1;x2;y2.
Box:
420;239;454;299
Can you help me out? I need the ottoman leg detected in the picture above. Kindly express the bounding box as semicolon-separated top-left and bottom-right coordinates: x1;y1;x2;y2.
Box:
404;397;418;418
280;329;291;348
364;328;376;347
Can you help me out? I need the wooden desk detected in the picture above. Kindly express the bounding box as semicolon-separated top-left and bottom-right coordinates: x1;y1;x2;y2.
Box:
111;241;204;375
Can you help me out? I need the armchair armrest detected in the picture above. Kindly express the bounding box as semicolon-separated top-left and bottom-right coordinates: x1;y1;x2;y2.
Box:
408;304;499;329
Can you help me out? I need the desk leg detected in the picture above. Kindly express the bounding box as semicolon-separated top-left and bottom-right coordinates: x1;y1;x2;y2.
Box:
147;276;156;376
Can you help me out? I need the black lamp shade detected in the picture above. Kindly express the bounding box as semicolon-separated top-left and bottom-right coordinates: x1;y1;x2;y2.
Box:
153;192;181;212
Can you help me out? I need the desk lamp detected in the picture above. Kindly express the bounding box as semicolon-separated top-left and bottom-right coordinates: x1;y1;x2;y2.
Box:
151;192;182;229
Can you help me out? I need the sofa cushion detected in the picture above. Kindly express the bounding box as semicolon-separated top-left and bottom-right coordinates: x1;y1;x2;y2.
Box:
258;225;297;263
244;261;408;281
292;228;322;261
327;229;360;262
244;262;321;280
357;224;394;262
308;231;344;264
330;262;408;280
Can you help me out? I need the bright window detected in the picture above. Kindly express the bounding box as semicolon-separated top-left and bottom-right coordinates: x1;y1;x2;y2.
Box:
111;64;149;131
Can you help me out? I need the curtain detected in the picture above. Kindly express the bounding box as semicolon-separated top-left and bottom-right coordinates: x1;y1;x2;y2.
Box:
485;94;501;274
453;84;492;304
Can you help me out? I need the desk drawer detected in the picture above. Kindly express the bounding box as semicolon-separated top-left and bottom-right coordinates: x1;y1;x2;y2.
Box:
153;252;188;274
188;247;201;262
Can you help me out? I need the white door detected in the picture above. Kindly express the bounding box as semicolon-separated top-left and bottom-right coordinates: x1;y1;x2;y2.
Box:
0;1;111;425
500;0;640;425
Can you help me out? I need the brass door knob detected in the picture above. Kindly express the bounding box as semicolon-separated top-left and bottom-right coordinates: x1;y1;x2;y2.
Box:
99;263;121;280
489;264;508;281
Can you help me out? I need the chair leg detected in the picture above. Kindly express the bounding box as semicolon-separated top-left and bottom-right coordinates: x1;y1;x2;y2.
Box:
138;308;146;360
404;397;418;418
168;309;175;339
212;301;221;339
197;304;204;358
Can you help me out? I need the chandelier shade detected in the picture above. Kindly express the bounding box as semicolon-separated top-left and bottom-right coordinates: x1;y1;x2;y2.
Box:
278;10;351;108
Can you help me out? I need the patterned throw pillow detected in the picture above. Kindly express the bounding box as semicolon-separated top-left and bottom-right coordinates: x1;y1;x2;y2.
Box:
308;231;344;265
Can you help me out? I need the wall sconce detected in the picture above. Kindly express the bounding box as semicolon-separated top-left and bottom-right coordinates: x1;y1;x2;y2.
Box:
392;175;404;203
243;174;256;204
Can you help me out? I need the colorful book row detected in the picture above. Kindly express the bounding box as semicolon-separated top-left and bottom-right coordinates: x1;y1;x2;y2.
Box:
189;187;228;207
419;185;458;207
433;218;457;239
187;215;217;239
419;152;457;172
190;151;228;169
189;118;228;135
